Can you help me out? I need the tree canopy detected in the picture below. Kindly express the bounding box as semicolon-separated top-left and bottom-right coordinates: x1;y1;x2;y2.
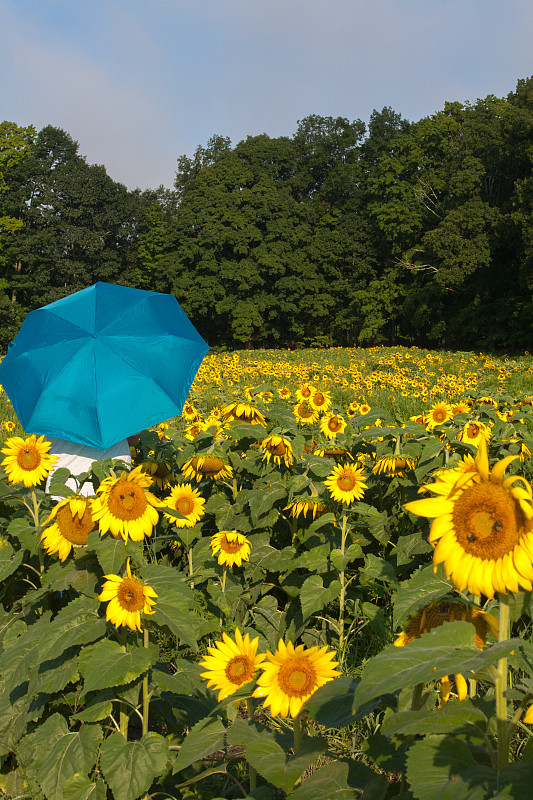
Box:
1;76;533;352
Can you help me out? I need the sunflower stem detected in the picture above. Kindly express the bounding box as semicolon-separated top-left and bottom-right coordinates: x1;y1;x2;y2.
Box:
293;712;303;754
495;592;510;770
246;697;257;792
118;626;129;739
219;565;227;626
142;624;150;736
188;547;194;589
338;509;348;655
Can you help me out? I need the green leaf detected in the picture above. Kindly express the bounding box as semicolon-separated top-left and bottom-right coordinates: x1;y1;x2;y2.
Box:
7;516;37;551
48;468;76;497
405;734;496;800
359;553;399;586
289;759;361;799
63;774;107;800
300;575;341;620
140;563;199;648
38;652;79;694
173;715;227;773
353;622;519;712
380;699;488;739
72;690;114;723
152;660;204;696
248;482;287;525
293;543;330;572
86;531;129;575
227;718;327;794
78;639;153;694
394;531;432;566
0;541;24;581
25;714;103;800
100;732;169;800
38;596;106;663
393;563;453;628
305;676;360;728
495;761;533;797
330;543;363;571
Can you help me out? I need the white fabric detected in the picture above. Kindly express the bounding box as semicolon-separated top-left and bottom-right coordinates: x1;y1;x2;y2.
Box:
46;437;131;496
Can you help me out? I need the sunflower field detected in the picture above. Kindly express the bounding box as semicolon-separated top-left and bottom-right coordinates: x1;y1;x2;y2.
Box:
3;345;533;799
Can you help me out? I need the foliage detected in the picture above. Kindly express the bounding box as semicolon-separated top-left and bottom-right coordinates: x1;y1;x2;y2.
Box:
2;76;533;351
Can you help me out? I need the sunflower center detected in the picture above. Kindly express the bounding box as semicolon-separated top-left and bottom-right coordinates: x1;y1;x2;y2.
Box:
314;393;325;405
269;441;287;456
17;447;40;471
298;404;314;418
453;481;525;559
176;496;195;515
278;659;316;697
301;387;312;398
56;504;95;545
198;456;225;475
117;577;145;611
221;536;243;554
107;482;148;520
338;474;356;491
328;417;342;432
466;423;481;438
433;409;446;422
225;655;255;685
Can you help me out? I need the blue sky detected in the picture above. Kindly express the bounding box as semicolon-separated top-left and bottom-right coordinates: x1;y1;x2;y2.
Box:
2;0;532;190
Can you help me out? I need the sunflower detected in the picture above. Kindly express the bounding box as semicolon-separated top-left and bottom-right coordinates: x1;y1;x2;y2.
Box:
91;466;162;543
405;437;533;597
221;401;266;426
1;434;58;487
199;628;266;700
253;640;340;718
157;422;170;440
260;434;294;468
211;531;251;568
309;390;332;412
477;396;498;408
319;413;346;440
296;384;315;402
98;558;157;632
278;387;291;399
426;402;453;430
182;402;200;422
293;401;319;426
286;496;332;520
325;463;367;505
140;459;175;489
41;497;96;561
359;404;371;415
394;600;498;704
457;420;492;449
162;483;206;528
184;421;204;440
182;455;233;482
2;420;15;432
410;413;428;427
313;445;353;464
373;455;416;477
451;401;470;417
203;416;226;438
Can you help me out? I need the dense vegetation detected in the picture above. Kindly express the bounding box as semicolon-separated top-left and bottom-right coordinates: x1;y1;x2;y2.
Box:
1;76;533;351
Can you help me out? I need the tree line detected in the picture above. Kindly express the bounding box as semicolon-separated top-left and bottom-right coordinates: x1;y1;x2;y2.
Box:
1;75;533;353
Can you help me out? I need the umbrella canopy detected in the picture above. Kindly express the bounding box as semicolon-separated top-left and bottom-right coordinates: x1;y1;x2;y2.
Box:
0;282;209;449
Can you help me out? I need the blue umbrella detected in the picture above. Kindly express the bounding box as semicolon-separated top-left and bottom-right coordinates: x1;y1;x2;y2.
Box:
0;282;209;449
